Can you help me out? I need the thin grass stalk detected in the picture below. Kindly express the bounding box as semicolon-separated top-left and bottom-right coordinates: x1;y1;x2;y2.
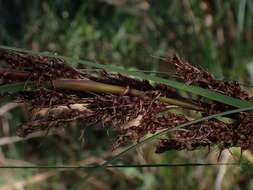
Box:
0;162;249;169
52;79;203;111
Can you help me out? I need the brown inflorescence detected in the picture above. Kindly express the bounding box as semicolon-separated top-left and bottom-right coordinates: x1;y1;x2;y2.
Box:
156;113;253;153
166;55;253;114
16;92;172;140
167;55;252;100
17;108;94;137
1;48;253;154
0;49;86;82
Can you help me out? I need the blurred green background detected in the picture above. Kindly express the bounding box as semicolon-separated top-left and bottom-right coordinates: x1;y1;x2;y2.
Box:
1;0;253;189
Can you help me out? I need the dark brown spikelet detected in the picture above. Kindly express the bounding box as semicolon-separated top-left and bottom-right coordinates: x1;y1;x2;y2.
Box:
113;111;188;149
156;119;229;153
14;89;90;109
167;55;213;86
17;107;94;137
156;113;253;153
88;94;145;127
88;92;172;128
234;112;253;150
0;48;86;81
167;55;252;101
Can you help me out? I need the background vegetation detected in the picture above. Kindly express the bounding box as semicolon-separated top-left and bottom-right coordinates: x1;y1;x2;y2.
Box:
0;0;253;189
